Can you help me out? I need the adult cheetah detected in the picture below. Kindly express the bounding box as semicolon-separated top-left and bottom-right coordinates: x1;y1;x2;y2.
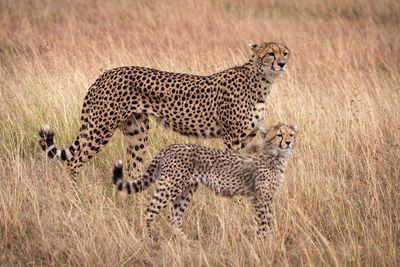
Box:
39;42;290;178
112;123;297;239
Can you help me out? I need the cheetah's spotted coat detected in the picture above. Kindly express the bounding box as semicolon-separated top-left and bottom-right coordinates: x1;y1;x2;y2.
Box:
39;42;290;179
113;124;297;239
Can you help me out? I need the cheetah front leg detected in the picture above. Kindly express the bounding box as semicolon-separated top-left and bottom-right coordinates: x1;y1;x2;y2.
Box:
251;196;273;239
221;126;259;150
239;131;258;149
120;114;149;179
222;133;242;150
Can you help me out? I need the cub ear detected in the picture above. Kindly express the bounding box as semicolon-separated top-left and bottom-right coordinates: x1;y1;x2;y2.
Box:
259;127;267;139
293;125;298;132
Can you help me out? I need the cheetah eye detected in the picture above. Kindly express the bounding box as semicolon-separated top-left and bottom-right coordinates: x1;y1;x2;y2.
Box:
268;52;275;57
289;134;294;137
277;134;283;137
284;52;288;56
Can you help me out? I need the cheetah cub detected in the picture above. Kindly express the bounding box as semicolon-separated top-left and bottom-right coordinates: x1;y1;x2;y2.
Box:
112;123;297;239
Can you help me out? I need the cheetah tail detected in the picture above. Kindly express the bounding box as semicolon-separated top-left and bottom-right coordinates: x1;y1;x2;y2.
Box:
112;155;161;195
112;160;125;186
39;125;78;161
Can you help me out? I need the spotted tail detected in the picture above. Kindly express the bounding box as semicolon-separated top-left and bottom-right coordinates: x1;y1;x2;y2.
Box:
112;153;162;195
39;125;79;161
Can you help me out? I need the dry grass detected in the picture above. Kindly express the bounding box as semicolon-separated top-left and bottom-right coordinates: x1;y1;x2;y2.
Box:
1;0;400;265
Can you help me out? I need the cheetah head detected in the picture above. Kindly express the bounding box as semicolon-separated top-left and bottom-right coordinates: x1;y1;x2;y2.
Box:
260;123;297;151
249;42;290;75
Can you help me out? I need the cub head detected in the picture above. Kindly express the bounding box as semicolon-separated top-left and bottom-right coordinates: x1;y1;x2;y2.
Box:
249;42;290;75
260;123;297;150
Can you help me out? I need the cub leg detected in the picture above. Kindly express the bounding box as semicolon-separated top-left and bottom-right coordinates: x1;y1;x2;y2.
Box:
170;183;199;239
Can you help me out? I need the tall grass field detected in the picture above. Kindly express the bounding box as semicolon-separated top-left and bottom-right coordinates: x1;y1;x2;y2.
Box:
1;0;399;265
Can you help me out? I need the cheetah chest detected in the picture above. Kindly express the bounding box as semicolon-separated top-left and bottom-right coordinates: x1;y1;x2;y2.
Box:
249;103;266;131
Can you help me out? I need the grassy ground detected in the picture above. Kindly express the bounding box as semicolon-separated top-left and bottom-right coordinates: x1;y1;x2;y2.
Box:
1;0;399;265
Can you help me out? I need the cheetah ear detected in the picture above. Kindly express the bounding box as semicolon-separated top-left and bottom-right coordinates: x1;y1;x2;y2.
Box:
249;43;258;49
293;125;298;132
249;43;260;54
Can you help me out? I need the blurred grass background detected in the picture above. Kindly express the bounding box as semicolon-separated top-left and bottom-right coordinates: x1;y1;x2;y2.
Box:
0;0;399;265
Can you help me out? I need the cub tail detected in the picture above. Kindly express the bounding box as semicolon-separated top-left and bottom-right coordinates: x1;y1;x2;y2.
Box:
112;155;162;194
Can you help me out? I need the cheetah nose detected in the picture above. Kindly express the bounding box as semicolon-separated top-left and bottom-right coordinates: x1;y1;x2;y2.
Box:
285;141;291;145
278;62;286;68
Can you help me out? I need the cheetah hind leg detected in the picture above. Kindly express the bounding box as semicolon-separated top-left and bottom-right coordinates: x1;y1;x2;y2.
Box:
65;116;119;178
169;183;199;240
120;113;149;180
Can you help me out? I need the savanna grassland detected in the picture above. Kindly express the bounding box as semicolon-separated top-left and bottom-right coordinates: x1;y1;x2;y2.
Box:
1;0;400;265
